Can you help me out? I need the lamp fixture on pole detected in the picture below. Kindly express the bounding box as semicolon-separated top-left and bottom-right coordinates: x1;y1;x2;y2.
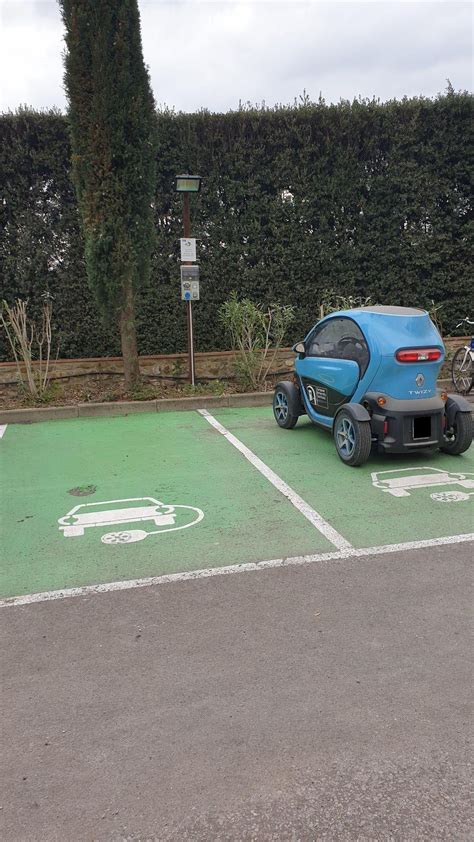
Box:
175;174;202;193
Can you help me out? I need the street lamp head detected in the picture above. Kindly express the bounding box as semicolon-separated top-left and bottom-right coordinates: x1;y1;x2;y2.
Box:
175;174;202;193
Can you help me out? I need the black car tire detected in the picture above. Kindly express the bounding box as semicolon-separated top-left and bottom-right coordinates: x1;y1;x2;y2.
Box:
273;382;301;429
440;411;473;455
333;410;372;466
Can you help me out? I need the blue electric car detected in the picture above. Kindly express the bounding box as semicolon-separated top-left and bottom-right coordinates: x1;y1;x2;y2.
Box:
273;305;472;466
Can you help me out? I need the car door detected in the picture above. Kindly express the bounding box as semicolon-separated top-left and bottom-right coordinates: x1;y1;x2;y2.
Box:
296;317;366;418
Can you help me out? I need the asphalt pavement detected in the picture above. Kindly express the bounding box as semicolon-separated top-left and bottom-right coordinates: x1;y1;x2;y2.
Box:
1;541;472;841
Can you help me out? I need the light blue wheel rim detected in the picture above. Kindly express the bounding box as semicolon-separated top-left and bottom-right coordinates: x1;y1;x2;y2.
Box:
274;391;289;422
336;416;356;458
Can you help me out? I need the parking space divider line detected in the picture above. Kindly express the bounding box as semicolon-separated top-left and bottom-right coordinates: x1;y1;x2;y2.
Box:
1;533;472;608
0;424;7;439
197;408;353;551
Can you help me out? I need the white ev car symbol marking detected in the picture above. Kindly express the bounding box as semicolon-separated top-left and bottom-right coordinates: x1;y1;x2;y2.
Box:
58;497;204;543
371;467;474;500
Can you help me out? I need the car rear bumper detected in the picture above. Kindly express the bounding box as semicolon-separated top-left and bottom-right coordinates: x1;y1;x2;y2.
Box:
363;393;445;454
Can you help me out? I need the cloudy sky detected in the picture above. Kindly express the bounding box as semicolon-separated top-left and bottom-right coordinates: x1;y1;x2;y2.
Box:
0;0;472;114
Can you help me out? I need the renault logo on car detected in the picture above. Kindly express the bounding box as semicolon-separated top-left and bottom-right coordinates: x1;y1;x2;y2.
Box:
416;373;425;387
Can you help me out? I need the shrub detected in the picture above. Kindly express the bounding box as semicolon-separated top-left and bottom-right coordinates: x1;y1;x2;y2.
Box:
219;293;294;390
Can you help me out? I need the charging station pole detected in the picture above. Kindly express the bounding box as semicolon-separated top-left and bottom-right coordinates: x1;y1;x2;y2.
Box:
182;192;195;385
176;174;201;386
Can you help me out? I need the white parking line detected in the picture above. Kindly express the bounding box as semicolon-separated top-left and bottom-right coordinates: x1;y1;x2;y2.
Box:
0;425;7;439
1;533;473;608
198;408;352;551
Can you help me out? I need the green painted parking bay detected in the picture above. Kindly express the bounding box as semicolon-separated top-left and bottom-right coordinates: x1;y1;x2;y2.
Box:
2;407;473;600
211;407;474;548
0;412;335;599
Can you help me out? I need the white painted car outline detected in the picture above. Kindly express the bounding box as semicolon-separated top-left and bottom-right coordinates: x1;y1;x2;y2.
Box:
371;467;474;498
58;497;176;537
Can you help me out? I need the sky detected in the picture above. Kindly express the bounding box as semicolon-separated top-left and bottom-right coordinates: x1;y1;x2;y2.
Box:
0;0;472;114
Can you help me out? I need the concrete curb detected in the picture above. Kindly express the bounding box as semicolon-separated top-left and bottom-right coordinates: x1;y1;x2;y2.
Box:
1;386;471;426
0;405;80;424
0;391;274;424
78;400;158;418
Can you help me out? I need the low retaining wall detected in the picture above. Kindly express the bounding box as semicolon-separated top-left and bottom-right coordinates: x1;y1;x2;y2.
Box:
0;348;295;387
0;338;467;388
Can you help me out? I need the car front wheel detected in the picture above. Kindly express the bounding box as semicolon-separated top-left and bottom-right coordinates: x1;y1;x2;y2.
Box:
334;410;372;466
440;411;473;455
273;382;300;429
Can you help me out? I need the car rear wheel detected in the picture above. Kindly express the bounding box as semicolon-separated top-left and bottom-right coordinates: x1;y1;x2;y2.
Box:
334;411;372;466
440;411;473;455
273;382;301;429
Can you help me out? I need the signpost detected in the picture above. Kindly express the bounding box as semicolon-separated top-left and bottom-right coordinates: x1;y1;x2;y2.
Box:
176;175;201;385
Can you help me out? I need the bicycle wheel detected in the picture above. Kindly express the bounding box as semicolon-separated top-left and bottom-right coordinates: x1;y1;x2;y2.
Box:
451;347;473;395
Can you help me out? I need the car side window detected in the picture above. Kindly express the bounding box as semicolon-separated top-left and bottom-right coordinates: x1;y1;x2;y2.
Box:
307;319;350;357
307;318;369;375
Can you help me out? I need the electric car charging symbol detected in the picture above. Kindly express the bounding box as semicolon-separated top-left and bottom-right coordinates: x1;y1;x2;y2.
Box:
58;497;204;543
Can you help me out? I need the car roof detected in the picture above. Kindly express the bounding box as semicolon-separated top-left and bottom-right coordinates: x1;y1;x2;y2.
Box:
317;305;442;353
336;305;427;317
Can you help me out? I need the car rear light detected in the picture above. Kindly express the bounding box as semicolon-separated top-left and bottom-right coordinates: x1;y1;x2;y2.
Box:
395;348;442;362
383;420;389;435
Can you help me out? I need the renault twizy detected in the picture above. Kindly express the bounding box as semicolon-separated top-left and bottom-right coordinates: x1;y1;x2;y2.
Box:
273;306;472;466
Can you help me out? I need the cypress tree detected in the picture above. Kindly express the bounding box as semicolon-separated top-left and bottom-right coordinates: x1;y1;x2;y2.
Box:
59;0;156;387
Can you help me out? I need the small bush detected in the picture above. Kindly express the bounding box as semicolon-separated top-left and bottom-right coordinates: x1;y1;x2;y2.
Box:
320;290;374;318
182;380;227;397
0;295;57;399
219;293;294;390
128;382;157;401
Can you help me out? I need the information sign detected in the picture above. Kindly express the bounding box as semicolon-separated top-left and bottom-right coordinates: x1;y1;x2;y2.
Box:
180;238;197;262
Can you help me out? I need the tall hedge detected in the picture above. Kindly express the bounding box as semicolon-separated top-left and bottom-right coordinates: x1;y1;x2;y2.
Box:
1;93;473;361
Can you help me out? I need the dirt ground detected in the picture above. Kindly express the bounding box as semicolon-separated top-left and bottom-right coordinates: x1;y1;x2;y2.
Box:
0;375;249;409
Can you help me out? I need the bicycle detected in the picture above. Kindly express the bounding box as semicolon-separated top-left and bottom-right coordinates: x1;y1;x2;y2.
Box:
451;318;474;395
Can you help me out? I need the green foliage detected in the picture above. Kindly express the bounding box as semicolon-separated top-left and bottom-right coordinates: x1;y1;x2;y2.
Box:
13;380;64;407
29;382;64;406
219;292;294;389
59;0;157;318
219;293;266;354
181;381;227;396
127;381;158;401
320;290;374;317
1;90;473;362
